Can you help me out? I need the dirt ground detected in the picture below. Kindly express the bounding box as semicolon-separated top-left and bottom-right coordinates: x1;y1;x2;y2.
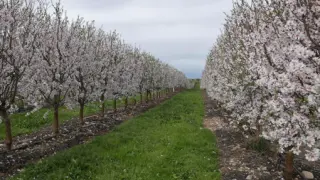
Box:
0;92;178;179
202;91;320;180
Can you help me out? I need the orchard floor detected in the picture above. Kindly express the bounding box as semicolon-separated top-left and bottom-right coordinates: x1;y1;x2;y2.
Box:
203;91;320;180
6;90;220;180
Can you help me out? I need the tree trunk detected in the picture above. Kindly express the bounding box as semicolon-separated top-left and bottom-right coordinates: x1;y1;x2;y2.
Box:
284;151;294;180
100;94;105;117
124;97;128;109
113;99;117;113
146;91;149;103
140;93;143;104
0;110;12;150
79;103;84;125
53;105;59;135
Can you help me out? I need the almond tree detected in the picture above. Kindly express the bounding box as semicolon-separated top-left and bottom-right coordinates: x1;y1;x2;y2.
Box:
136;52;150;104
144;55;157;102
154;63;166;99
128;47;143;105
96;30;118;116
26;2;74;135
118;46;141;109
0;0;39;150
67;19;98;124
108;38;126;112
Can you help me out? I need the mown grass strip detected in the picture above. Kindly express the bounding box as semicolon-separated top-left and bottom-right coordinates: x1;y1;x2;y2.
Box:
12;90;220;180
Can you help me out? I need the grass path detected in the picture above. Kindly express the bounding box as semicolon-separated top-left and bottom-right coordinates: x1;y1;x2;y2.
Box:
12;90;220;180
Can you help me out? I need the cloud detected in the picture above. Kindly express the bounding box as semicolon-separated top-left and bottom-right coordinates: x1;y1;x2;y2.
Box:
59;0;233;78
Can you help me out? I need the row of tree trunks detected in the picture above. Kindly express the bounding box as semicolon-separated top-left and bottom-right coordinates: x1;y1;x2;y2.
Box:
102;89;173;116
2;88;181;151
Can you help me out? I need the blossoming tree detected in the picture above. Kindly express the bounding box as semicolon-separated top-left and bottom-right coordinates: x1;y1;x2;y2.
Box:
201;0;320;179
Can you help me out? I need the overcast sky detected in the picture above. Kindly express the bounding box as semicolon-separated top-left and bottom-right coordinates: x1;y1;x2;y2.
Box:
59;0;233;78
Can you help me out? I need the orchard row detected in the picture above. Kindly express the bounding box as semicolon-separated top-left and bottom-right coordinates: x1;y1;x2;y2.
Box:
201;0;320;172
0;0;192;150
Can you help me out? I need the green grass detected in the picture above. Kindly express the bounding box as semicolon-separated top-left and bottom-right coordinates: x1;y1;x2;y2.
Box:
0;94;146;140
12;90;220;180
